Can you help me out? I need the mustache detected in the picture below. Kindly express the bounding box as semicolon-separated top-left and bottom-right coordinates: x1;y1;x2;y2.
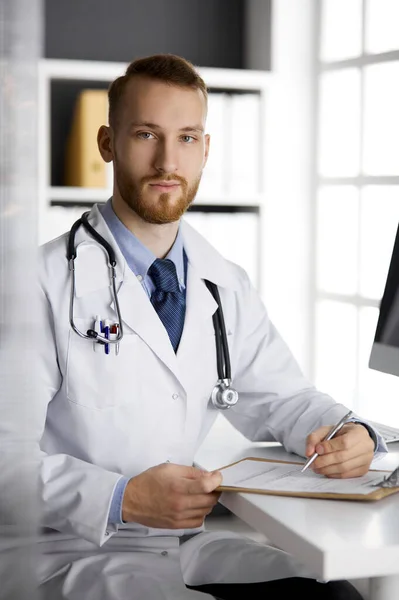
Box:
141;174;188;186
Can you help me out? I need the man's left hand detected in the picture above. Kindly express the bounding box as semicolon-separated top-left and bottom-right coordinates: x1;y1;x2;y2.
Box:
305;423;375;478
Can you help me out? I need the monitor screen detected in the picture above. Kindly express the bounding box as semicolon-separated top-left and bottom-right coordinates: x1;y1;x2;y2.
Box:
369;223;399;377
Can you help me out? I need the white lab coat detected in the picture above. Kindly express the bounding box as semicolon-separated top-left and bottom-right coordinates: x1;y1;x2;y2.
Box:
36;204;353;599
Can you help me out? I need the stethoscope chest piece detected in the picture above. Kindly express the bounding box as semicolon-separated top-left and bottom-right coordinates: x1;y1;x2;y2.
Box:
211;379;239;410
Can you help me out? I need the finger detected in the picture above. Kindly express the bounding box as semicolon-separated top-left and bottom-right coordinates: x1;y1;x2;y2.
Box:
171;507;217;529
313;454;372;477
315;423;374;457
311;435;374;471
183;506;217;519
314;429;354;457
186;492;221;511
311;444;355;470
185;471;223;494
175;465;210;479
305;426;332;456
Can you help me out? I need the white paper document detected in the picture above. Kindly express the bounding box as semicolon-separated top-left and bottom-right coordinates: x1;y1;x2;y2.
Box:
219;460;387;495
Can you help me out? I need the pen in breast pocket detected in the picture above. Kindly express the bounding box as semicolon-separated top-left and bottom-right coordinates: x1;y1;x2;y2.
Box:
301;410;354;473
103;319;110;355
93;315;103;353
110;323;118;356
115;323;120;355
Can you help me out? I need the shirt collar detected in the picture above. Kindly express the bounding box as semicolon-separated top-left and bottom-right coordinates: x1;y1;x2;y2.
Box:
100;198;185;287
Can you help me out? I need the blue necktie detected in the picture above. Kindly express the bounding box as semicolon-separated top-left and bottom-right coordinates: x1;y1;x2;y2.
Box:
148;258;186;352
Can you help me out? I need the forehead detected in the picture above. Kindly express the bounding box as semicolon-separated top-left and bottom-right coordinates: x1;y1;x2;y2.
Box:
118;76;207;128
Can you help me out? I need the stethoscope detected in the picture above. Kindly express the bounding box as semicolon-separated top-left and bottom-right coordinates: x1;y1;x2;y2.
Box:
67;211;239;410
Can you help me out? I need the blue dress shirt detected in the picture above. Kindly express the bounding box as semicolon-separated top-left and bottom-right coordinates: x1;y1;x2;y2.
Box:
100;199;186;525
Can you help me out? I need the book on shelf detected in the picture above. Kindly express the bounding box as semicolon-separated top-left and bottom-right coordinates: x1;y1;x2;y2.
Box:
64;89;113;189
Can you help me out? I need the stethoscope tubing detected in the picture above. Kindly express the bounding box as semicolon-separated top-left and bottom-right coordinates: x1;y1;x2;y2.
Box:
68;212;123;345
205;280;231;382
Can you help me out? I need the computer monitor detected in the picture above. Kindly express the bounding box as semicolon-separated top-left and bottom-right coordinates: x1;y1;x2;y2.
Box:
369;222;399;377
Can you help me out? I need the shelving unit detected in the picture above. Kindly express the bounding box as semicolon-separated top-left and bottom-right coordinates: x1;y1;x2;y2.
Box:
38;58;272;289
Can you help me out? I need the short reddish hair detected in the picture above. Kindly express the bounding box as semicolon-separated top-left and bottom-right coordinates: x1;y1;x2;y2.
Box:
108;54;208;127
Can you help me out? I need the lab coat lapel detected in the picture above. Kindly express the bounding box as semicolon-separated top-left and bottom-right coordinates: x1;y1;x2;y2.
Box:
112;276;181;382
176;221;240;392
177;263;218;357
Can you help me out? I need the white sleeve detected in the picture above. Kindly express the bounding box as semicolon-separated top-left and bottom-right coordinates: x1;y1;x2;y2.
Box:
38;283;123;546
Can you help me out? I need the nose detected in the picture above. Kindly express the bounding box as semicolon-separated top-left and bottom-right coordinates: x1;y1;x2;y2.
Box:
154;139;178;174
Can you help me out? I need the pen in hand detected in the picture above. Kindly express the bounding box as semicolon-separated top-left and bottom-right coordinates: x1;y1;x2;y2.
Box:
301;410;354;473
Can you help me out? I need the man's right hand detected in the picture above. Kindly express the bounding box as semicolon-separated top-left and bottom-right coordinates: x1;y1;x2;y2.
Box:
121;463;223;529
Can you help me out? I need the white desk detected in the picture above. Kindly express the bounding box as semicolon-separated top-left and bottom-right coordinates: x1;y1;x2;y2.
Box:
196;419;399;600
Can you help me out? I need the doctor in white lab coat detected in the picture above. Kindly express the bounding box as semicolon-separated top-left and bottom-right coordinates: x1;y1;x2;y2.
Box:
36;54;380;600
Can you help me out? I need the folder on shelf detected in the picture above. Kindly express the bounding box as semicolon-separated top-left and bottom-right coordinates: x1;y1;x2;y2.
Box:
215;457;399;501
65;89;112;189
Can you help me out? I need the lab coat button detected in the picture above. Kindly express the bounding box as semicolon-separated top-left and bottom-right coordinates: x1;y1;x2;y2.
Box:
172;393;179;400
161;550;168;556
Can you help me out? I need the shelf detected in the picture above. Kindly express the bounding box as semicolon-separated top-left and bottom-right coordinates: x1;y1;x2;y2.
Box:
47;187;263;208
48;186;112;203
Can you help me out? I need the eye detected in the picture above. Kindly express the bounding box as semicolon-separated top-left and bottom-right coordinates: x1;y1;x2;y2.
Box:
180;135;196;143
137;131;155;140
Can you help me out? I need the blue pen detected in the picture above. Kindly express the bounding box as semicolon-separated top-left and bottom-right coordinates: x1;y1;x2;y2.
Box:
104;319;110;355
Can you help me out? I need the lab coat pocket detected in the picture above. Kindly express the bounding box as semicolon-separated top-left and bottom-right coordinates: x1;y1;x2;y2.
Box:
66;318;142;409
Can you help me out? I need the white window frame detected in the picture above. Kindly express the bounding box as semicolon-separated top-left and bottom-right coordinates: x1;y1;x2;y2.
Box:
312;0;399;411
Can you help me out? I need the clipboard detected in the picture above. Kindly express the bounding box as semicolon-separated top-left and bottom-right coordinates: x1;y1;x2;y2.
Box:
215;457;399;502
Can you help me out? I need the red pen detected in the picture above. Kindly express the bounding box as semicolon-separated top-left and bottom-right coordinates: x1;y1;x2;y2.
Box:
110;323;119;355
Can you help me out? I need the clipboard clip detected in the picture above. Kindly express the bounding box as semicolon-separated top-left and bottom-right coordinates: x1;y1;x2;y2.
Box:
373;464;399;489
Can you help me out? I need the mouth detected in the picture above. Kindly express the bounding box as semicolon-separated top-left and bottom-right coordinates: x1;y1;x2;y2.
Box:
148;182;181;192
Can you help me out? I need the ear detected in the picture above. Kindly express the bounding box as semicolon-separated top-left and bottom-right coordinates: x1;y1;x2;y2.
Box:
97;125;113;163
203;133;210;168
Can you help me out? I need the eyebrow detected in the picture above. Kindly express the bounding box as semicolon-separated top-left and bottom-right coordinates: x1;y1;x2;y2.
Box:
129;121;204;133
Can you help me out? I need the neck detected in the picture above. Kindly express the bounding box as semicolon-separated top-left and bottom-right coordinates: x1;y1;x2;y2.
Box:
111;193;179;259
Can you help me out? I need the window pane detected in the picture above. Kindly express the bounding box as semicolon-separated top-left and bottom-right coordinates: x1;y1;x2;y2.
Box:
366;0;399;54
358;306;399;425
318;69;361;177
359;186;399;299
363;62;399;175
320;0;363;62
314;301;358;406
316;186;359;295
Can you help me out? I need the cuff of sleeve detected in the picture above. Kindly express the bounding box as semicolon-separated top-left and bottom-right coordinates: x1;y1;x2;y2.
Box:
108;476;129;525
358;422;378;450
350;419;388;454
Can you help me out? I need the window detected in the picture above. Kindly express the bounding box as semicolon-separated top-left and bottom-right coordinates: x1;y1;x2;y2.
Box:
314;0;399;423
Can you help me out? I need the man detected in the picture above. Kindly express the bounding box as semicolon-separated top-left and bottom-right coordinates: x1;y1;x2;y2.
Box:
37;54;384;600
